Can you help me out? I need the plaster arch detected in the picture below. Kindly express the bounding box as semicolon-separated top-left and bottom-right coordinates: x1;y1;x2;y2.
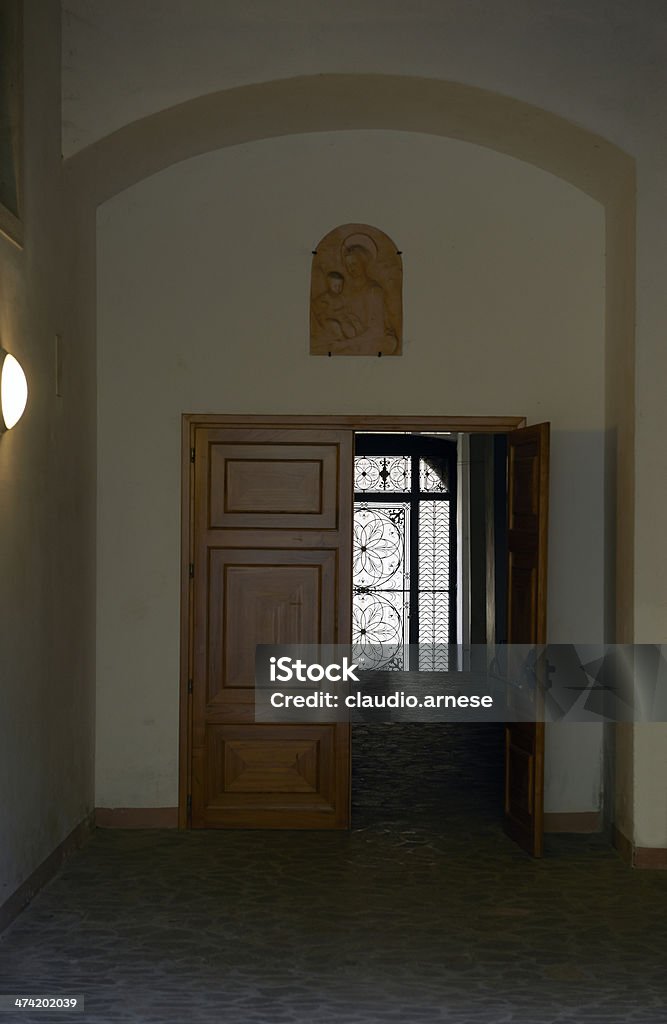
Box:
65;74;632;208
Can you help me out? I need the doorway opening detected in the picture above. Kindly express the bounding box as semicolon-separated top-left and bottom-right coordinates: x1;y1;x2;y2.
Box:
350;431;508;835
180;413;546;855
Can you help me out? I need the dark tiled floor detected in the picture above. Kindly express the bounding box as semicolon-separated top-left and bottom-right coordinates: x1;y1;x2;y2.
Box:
2;724;667;1023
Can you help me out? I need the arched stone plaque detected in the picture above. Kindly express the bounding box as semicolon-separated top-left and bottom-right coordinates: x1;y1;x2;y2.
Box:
310;224;402;356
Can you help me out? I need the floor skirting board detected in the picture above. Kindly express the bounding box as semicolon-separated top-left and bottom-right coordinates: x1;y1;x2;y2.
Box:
95;807;179;828
544;811;601;833
0;814;95;934
614;826;667;869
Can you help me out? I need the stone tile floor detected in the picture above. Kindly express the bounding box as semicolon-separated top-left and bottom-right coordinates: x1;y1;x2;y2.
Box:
1;724;667;1023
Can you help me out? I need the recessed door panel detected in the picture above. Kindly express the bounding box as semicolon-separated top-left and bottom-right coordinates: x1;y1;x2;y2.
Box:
209;442;338;529
191;722;348;828
206;549;335;700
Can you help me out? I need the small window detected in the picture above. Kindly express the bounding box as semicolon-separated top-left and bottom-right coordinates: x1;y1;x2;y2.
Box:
353;435;457;671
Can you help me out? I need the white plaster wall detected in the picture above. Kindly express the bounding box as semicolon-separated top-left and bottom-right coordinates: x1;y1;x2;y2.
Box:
545;725;604;815
0;0;95;906
634;726;667;848
64;0;667;848
96;131;605;811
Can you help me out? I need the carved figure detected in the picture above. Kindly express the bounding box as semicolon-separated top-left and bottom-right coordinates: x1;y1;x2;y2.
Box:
312;271;363;341
310;224;402;356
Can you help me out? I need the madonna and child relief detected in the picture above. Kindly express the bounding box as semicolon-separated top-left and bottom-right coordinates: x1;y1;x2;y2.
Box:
310;224;402;356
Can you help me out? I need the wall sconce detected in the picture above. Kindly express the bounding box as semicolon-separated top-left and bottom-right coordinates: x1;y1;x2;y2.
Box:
0;348;28;432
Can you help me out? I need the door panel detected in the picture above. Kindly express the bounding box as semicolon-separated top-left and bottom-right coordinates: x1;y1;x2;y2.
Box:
504;422;549;857
190;427;353;829
196;723;341;828
208;441;339;529
506;556;537;642
206;550;335;698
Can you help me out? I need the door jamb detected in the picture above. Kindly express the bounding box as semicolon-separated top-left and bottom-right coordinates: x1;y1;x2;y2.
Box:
179;413;526;828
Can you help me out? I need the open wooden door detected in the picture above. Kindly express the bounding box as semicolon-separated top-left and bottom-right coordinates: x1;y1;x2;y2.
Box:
504;422;549;857
188;425;353;828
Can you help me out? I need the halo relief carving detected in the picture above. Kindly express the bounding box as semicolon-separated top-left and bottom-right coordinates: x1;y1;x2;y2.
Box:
310;224;402;356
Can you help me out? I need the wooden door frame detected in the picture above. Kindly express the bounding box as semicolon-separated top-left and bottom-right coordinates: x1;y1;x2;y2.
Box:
179;413;526;828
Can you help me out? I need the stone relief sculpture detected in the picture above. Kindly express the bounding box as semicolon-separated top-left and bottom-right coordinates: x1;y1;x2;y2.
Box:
310;224;402;356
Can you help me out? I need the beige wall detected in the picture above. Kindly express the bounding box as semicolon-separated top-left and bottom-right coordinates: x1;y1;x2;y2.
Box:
0;0;95;903
60;0;667;847
96;131;605;812
634;726;667;848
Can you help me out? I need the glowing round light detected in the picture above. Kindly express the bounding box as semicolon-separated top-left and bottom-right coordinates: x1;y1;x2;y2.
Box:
0;350;28;432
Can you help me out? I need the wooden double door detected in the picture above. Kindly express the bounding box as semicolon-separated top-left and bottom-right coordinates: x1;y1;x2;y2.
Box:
181;417;549;855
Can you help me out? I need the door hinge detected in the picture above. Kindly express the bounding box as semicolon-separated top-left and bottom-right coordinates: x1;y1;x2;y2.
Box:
189;563;194;579
188;678;193;694
190;447;195;463
186;794;192;816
